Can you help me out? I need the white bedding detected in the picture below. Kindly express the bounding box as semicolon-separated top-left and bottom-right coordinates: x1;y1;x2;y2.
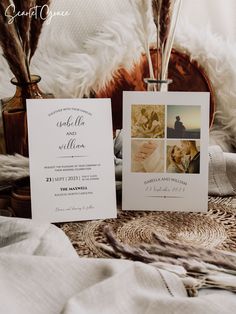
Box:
0;216;236;314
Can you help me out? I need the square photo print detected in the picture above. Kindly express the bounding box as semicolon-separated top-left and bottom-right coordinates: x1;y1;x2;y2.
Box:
166;140;200;174
167;105;201;139
131;104;165;138
131;139;164;173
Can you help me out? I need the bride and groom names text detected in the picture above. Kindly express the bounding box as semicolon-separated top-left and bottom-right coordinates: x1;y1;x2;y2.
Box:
56;115;86;151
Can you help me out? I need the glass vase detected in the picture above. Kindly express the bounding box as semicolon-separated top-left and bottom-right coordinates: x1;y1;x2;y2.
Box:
1;75;53;156
144;78;172;92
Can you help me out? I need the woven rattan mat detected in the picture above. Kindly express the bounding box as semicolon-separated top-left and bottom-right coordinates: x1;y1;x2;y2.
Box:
59;198;236;258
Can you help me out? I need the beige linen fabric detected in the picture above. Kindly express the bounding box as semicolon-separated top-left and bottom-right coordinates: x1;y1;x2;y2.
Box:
0;217;236;314
208;145;236;195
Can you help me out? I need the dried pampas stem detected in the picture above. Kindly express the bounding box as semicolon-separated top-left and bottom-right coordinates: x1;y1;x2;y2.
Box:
152;0;162;80
129;0;155;84
103;226;236;294
0;1;30;82
152;233;236;271
29;0;51;61
160;0;173;46
13;0;36;80
152;0;161;33
160;0;172;78
105;226;236;272
104;226;155;263
14;1;35;56
151;0;182;83
0;0;51;84
162;0;182;79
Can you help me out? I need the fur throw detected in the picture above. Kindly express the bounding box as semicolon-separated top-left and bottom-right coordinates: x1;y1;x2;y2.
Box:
0;154;29;183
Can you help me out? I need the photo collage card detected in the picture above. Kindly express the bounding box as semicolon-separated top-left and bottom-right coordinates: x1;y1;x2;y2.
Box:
123;92;209;212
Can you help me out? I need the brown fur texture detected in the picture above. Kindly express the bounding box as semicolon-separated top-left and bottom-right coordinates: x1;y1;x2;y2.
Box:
96;53;149;129
96;49;215;131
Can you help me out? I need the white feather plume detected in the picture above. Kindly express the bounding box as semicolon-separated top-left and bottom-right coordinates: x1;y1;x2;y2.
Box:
129;0;155;80
162;0;182;80
0;154;29;182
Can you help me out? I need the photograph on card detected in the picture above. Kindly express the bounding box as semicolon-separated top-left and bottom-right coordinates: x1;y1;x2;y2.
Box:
131;139;164;173
131;104;165;138
166;140;200;174
167;105;201;139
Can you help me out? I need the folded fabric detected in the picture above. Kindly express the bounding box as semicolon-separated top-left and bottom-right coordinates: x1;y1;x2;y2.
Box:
208;145;236;196
0;216;76;257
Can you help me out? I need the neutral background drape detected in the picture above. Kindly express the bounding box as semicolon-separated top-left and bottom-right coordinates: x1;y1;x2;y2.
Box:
180;0;236;41
49;0;236;44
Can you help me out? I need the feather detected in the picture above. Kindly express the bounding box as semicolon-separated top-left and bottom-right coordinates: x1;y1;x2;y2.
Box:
129;0;155;81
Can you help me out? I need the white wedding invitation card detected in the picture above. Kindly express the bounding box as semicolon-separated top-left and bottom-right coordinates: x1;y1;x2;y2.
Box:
27;98;116;223
122;92;209;212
